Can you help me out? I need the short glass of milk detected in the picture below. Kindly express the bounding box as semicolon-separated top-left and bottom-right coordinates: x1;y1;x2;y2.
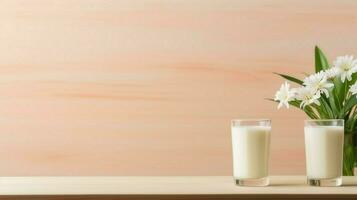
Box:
231;119;271;186
304;119;344;186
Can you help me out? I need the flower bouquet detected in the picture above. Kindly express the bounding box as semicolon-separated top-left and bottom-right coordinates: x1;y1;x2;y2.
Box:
272;46;356;176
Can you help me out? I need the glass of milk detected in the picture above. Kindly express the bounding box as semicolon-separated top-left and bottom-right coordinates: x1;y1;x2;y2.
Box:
231;119;271;186
304;119;344;186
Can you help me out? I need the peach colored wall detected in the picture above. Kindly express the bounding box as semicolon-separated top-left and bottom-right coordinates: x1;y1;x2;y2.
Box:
0;0;356;175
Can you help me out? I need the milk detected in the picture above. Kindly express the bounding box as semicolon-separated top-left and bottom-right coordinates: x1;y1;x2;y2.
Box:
304;125;344;179
231;126;271;179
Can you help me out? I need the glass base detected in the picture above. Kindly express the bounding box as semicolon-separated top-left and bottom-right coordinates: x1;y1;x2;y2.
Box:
307;177;342;187
235;177;269;187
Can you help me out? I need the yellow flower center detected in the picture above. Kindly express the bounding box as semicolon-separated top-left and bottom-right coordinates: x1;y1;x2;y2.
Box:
342;63;350;71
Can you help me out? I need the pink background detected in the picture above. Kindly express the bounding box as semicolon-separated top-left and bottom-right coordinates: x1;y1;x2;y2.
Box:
0;0;356;175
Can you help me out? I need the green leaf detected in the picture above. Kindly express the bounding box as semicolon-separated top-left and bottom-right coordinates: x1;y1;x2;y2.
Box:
320;97;334;118
287;100;301;108
274;73;303;85
343;144;356;176
333;78;344;109
315;46;329;72
311;103;327;119
288;101;319;119
304;105;319;119
340;81;349;107
346;114;357;132
327;89;339;114
351;73;357;85
342;96;357;117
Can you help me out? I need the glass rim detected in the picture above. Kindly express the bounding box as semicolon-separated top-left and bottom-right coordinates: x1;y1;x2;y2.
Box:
304;119;344;126
304;119;344;122
231;119;271;123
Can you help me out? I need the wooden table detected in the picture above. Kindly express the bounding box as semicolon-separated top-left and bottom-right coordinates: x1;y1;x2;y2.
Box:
0;176;355;199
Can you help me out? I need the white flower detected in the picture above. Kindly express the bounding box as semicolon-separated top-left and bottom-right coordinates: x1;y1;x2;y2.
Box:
294;87;321;108
274;82;295;109
349;82;357;96
324;68;340;79
333;55;357;82
303;72;334;97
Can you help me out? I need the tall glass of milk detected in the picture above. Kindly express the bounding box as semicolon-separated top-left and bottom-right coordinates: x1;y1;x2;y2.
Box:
231;119;271;186
304;119;344;186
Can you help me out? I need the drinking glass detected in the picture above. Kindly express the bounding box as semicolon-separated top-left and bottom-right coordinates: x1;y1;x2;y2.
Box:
231;119;271;186
304;119;344;186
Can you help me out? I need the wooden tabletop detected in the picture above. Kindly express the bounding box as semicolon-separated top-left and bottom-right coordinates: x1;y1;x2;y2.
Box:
0;176;355;199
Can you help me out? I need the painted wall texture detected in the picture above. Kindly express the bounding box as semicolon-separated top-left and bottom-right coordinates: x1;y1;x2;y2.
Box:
0;0;356;175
